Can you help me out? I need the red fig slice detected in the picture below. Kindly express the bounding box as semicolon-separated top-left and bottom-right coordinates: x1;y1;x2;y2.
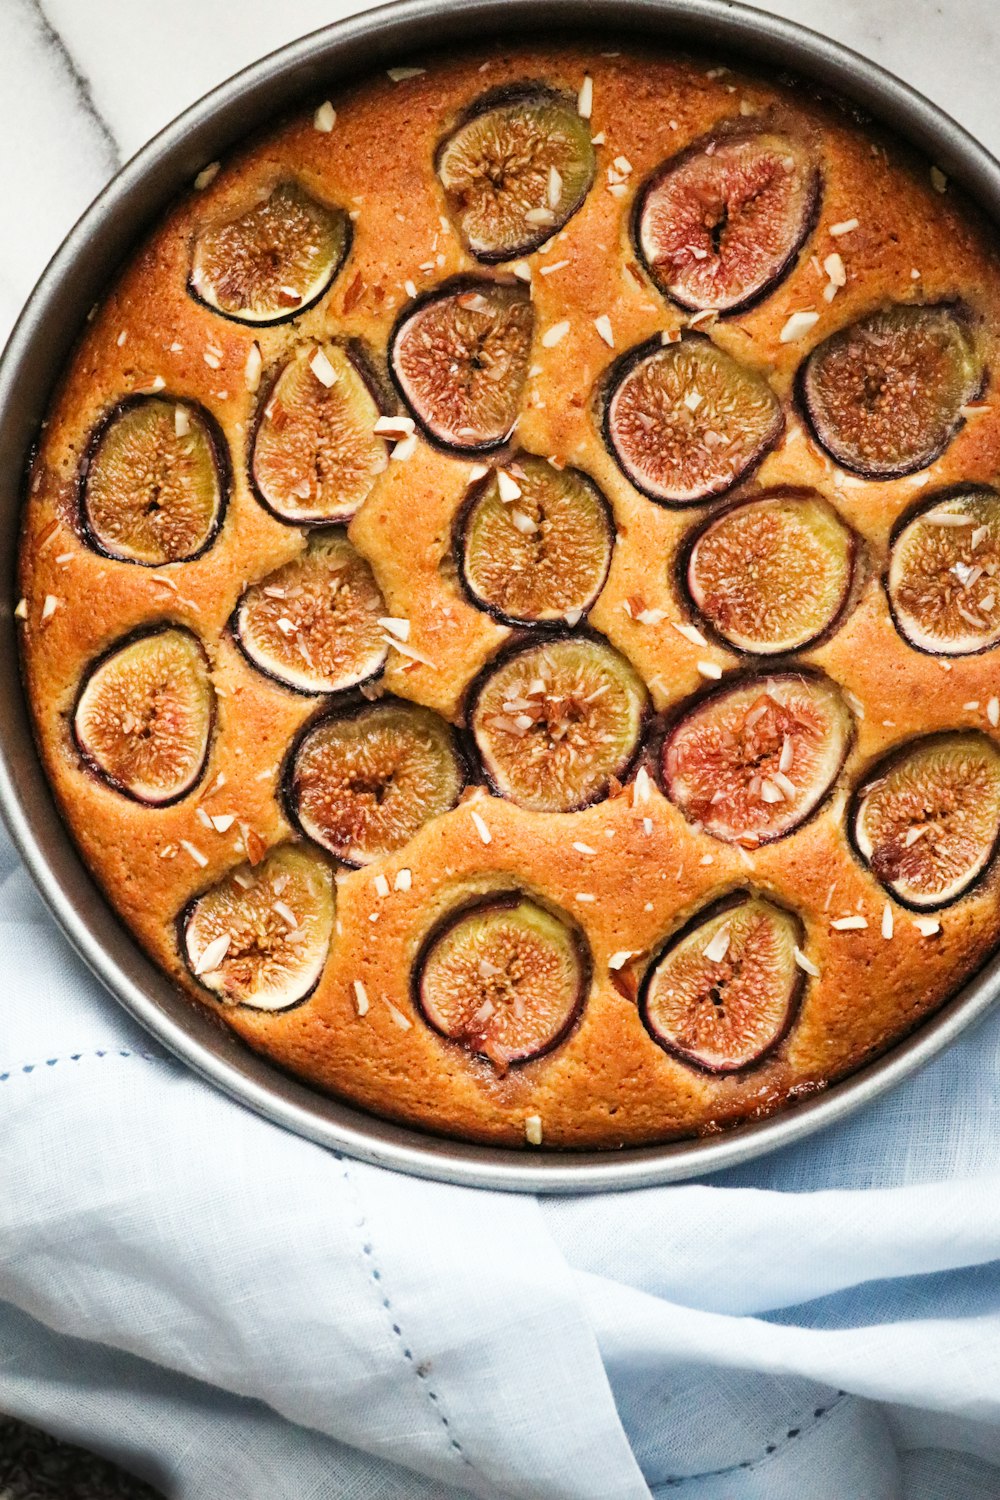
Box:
640;893;803;1072
73;627;214;805
602;336;783;505
189;181;350;325
81;398;227;565
251;342;388;526
182;843;334;1010
233;530;388;695
456;455;614;626
887;487;1000;656
414;892;588;1069
686;490;856;653
437;85;596;261
799;303;982;479
636;129;819;314
287;698;466;866
660;672;853;845
468;634;649;812
389;280;534;452
852;732;1000;909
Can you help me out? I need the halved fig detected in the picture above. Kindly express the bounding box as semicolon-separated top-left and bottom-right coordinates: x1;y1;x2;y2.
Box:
635;129;819;314
639;892;803;1072
233;530;387;694
456;455;614;625
81;398;227;565
887;486;1000;656
414;892;588;1069
660;671;852;844
852;732;1000;909
468;634;648;813
73;626;213;805
602;335;783;505
182;843;334;1010
251;342;388;525
685;489;856;654
437;84;596;261
287;698;466;866
389;279;534;451
799;303;983;479
189;181;349;325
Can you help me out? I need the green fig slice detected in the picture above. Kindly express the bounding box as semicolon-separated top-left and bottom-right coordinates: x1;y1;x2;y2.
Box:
799;303;982;479
636;130;819;314
456;455;614;625
602;335;783;505
414;893;588;1068
251;342;388;525
887;487;1000;656
189;181;349;325
686;489;856;653
660;672;852;845
469;634;648;812
640;893;803;1072
73;626;214;805
389;280;534;452
852;732;1000;909
437;84;596;261
234;530;388;695
182;843;334;1010
81;398;227;565
287;699;466;866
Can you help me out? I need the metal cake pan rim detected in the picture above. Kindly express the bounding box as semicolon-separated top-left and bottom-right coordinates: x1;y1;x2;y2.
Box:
2;0;999;1193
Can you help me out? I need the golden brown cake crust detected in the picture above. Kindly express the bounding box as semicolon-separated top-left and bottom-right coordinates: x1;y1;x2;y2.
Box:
18;43;1000;1148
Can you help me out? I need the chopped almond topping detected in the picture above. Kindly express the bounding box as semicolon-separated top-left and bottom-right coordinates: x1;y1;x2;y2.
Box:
470;809;492;845
194;162;220;190
394;868;412;893
577;75;593;119
387;65;426;82
914;916;942;937
353;979;370;1016
831;915;867;931
180;840;208;868
780;310;820;343
313;101;336;132
542;320;570;348
525;1114;543;1146
882;904;894;940
793;946;820;977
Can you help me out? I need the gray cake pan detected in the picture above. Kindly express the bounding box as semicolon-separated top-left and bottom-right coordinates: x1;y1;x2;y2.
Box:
1;0;999;1192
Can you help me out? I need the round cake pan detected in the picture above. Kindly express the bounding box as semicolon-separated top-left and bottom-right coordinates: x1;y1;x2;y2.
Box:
2;0;1000;1194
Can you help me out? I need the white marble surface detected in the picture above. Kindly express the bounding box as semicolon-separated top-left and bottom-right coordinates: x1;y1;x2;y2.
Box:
1;0;999;351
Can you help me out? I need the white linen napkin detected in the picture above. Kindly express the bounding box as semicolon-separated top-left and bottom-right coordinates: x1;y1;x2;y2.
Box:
4;2;1000;1495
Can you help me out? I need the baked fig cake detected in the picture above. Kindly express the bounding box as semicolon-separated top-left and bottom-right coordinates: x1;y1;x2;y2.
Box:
18;43;1000;1150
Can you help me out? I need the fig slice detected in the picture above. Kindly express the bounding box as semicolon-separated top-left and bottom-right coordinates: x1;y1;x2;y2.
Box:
287;698;466;866
639;892;803;1073
456;455;614;626
799;303;983;479
660;671;852;845
887;486;1000;656
233;530;388;695
81;397;227;566
414;892;589;1069
251;342;388;526
635;129;819;315
602;335;783;505
189;181;349;325
852;732;1000;909
436;84;596;261
73;626;214;805
468;634;648;813
685;489;856;654
182;843;334;1011
389;279;534;452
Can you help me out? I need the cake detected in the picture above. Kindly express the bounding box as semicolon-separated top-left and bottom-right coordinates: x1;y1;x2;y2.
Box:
17;42;1000;1150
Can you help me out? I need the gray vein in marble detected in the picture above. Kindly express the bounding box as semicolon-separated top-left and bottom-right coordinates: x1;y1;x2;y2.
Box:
24;0;121;172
